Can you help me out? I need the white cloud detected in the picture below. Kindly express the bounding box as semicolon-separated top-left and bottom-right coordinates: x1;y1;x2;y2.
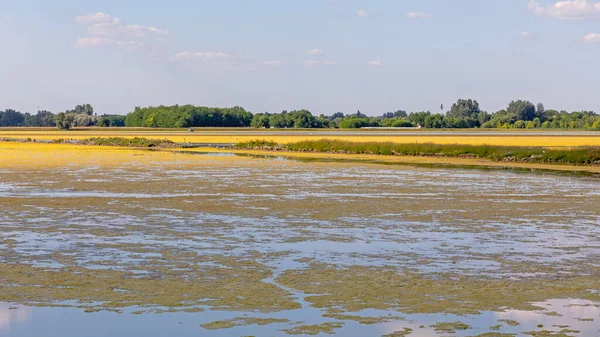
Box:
520;31;533;38
261;60;281;66
169;52;238;69
170;51;231;62
368;60;382;66
357;9;368;17
407;12;432;19
74;12;167;51
74;12;114;24
582;32;600;42
305;60;336;66
307;48;323;56
528;0;600;20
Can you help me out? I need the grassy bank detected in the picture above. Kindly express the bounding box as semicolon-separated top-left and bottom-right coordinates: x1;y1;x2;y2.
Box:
1;136;178;148
235;139;600;165
51;137;180;148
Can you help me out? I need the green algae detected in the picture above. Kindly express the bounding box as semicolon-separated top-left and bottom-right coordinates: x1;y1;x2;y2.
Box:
382;328;413;336
471;333;517;337
498;319;520;327
200;317;291;330
0;260;300;313
282;322;344;335
523;329;580;336
276;264;600;315
430;321;471;333
321;313;404;324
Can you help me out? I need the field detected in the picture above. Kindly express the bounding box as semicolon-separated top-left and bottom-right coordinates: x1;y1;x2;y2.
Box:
2;128;600;147
1;141;600;336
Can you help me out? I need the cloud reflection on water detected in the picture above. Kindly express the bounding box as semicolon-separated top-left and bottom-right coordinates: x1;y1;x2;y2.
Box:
0;305;31;333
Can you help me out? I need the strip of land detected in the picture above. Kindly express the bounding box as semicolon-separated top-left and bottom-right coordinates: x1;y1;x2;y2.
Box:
2;129;600;146
2;135;600;174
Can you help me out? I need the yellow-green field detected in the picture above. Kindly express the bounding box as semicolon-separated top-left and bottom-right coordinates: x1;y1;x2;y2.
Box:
2;142;600;174
1;128;600;147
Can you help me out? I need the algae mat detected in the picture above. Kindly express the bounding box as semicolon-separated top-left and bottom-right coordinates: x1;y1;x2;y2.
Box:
1;143;600;336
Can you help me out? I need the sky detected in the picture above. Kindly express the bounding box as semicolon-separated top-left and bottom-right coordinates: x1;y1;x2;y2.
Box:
0;0;599;116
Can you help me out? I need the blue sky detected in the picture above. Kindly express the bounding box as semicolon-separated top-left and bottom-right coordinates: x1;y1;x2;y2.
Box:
0;0;599;116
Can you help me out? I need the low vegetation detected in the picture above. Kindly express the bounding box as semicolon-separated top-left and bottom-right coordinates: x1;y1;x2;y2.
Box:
234;139;600;165
51;137;180;148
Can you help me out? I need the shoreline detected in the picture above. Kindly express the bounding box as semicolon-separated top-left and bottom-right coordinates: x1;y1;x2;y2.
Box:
2;140;600;174
174;147;600;174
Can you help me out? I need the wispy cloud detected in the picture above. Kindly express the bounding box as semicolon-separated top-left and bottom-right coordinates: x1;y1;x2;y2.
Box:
368;60;382;66
261;60;281;66
357;9;368;17
528;0;600;20
407;12;432;19
74;12;168;51
581;32;600;42
307;48;323;56
305;60;336;66
170;51;232;63
520;31;533;38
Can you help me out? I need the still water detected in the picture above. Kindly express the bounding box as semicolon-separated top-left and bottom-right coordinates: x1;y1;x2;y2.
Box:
1;146;600;336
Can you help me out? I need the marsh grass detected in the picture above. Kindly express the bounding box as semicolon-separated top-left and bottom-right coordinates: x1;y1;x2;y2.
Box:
51;137;180;148
235;139;600;165
281;322;344;335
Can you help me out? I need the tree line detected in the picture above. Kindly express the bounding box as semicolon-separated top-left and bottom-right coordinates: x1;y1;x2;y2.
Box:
0;104;125;128
1;99;599;130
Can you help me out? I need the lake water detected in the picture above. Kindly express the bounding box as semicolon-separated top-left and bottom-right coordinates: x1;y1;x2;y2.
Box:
1;147;599;336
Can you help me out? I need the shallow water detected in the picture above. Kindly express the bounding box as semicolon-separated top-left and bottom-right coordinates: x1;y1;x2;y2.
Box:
1;148;600;336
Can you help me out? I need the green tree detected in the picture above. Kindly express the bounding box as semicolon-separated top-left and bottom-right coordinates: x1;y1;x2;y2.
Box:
507;100;537;121
54;112;74;129
447;99;481;127
250;114;270;128
0;109;25;126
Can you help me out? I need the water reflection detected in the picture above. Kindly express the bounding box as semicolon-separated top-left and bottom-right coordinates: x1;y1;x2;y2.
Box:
0;305;31;334
0;299;598;337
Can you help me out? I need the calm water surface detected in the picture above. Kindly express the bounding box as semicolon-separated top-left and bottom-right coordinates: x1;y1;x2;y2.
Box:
1;149;600;336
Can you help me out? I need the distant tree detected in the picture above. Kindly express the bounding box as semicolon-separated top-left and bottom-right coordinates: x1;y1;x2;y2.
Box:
339;117;371;129
477;111;491;126
382;110;407;119
97;115;126;127
394;110;408;118
67;104;94;116
424;114;445;128
507;100;537;121
0;109;25;126
54;112;74;129
446;99;481;127
536;103;545;117
408;111;431;127
24;110;56;127
250;114;270;128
